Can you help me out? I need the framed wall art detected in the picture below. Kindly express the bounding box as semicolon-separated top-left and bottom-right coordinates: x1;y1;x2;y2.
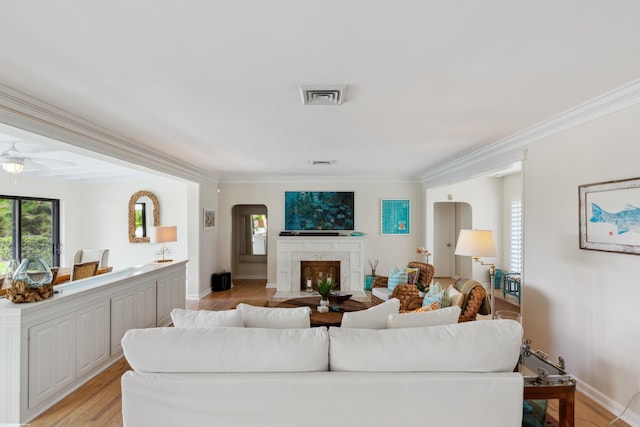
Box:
203;208;216;230
579;177;640;254
380;199;411;235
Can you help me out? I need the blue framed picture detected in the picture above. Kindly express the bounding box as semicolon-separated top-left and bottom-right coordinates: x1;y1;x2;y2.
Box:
380;199;411;235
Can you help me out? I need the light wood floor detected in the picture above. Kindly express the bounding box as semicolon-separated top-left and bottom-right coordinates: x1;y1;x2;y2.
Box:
30;279;629;427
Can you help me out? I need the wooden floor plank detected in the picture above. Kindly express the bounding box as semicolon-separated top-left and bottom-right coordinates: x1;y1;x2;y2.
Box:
29;279;630;427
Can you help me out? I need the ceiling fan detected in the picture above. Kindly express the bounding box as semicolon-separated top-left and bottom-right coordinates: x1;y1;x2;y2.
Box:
0;142;76;174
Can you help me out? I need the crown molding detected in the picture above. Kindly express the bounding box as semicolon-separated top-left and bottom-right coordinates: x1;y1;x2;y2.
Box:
0;84;219;183
420;79;640;188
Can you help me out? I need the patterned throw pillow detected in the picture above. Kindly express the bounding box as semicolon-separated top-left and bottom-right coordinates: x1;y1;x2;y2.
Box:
423;282;451;308
411;301;440;313
404;267;420;285
387;266;408;292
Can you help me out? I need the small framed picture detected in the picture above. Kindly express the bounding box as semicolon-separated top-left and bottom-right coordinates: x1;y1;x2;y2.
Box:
203;208;216;229
380;199;411;235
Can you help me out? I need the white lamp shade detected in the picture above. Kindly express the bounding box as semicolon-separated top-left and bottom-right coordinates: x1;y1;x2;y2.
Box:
454;229;497;257
150;226;177;243
2;160;25;174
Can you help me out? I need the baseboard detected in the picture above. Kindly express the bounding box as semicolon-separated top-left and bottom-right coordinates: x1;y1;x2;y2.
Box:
576;375;640;426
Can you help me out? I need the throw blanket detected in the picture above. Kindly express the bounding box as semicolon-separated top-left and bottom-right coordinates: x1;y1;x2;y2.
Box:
456;277;491;316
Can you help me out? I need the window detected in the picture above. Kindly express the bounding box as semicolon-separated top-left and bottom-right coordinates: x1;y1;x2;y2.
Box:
0;196;60;270
510;200;522;272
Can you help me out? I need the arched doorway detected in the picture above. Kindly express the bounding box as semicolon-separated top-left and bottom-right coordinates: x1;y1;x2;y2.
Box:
231;204;268;279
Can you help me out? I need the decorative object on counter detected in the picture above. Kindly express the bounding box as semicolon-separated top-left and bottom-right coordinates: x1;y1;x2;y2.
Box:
350;231;366;236
368;258;378;276
151;225;177;262
416;247;431;264
5;258;54;303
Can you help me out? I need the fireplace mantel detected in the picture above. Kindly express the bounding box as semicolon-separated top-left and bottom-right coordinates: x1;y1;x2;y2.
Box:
276;237;366;298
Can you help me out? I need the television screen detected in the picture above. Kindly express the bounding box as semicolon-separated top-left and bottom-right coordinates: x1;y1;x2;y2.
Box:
284;191;355;231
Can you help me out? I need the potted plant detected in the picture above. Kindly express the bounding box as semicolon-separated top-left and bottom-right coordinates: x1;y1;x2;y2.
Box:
314;279;335;306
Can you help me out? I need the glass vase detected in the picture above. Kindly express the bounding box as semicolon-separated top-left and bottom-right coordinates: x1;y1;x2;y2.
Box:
13;258;53;287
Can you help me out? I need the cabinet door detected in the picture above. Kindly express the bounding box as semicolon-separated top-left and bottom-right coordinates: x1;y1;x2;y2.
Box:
110;292;135;356
28;312;76;408
77;300;110;377
156;274;185;326
136;282;156;329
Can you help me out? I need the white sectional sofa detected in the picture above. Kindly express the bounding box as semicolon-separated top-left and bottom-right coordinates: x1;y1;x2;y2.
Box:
121;319;524;427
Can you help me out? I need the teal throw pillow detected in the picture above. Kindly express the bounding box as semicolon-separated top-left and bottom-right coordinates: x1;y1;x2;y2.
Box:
387;266;408;292
423;282;451;307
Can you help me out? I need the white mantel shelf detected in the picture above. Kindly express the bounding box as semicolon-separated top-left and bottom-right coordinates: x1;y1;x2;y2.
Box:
276;237;367;299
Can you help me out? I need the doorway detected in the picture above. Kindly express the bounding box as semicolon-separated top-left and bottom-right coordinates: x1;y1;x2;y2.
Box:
433;202;472;278
231;204;268;279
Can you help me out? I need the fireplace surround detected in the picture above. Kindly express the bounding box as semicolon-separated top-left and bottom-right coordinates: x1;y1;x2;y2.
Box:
275;237;366;298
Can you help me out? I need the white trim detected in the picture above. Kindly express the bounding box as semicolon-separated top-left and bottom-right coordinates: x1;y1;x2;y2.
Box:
421;79;640;188
0;83;219;183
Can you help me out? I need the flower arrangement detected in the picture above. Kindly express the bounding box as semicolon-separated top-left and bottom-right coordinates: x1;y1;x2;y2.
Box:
416;247;432;264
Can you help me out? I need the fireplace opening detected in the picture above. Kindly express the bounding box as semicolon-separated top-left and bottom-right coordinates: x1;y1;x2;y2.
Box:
300;261;340;291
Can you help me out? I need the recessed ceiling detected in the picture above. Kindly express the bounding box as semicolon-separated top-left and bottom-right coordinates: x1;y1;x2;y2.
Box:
0;1;639;181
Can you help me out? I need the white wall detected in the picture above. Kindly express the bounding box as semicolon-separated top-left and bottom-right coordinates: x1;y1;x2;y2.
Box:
427;176;503;283
218;181;424;285
524;104;640;423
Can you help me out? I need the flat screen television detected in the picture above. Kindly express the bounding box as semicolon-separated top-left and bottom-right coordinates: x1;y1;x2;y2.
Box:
284;191;355;231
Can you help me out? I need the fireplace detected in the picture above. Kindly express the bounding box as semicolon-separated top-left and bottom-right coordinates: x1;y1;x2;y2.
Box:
300;261;341;291
275;236;366;298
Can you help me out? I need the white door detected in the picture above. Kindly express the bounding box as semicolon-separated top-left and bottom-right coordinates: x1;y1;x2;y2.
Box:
434;203;454;277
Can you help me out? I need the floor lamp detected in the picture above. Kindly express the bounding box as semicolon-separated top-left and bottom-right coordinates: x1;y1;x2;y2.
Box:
454;229;497;318
151;225;177;263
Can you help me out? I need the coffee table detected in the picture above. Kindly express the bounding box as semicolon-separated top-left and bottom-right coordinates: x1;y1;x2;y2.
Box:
520;339;576;427
276;296;369;327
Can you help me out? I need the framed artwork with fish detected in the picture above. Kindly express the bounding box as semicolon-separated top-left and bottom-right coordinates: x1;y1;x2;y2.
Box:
579;177;640;254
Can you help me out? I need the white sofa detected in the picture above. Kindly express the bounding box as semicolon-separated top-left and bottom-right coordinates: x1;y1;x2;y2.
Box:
121;319;524;427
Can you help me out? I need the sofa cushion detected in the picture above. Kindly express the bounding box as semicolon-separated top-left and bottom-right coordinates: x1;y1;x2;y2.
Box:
170;308;244;328
328;319;523;372
236;303;311;328
446;285;464;308
341;298;400;329
387;306;461;329
122;327;329;373
371;286;391;302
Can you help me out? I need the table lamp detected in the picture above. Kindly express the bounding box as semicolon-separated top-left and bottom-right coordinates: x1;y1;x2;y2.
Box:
454;229;497;317
150;225;177;263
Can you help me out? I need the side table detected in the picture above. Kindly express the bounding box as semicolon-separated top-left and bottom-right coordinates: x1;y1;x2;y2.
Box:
365;274;377;291
520;339;576;427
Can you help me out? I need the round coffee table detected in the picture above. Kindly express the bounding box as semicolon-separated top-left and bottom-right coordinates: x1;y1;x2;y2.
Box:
276;296;369;327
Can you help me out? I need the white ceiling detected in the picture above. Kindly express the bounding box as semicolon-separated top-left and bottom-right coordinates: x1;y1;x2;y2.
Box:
1;1;639;182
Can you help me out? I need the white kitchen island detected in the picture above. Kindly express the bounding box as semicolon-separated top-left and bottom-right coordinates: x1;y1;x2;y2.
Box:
0;260;187;425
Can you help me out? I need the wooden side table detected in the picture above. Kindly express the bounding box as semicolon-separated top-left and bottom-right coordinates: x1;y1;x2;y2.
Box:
520;340;576;427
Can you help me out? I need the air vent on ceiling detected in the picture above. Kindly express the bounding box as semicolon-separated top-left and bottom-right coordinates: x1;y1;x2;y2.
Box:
300;85;346;105
310;160;337;166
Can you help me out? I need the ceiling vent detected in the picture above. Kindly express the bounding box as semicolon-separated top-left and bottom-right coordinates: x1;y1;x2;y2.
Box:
310;160;337;166
300;85;346;105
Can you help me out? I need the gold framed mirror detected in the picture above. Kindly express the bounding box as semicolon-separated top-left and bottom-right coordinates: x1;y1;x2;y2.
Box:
128;190;160;243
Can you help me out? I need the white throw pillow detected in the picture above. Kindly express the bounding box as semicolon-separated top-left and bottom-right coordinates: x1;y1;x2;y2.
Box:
340;298;400;329
328;319;523;372
236;303;311;328
446;285;464;308
387;306;461;329
170;308;244;328
122;327;329;373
